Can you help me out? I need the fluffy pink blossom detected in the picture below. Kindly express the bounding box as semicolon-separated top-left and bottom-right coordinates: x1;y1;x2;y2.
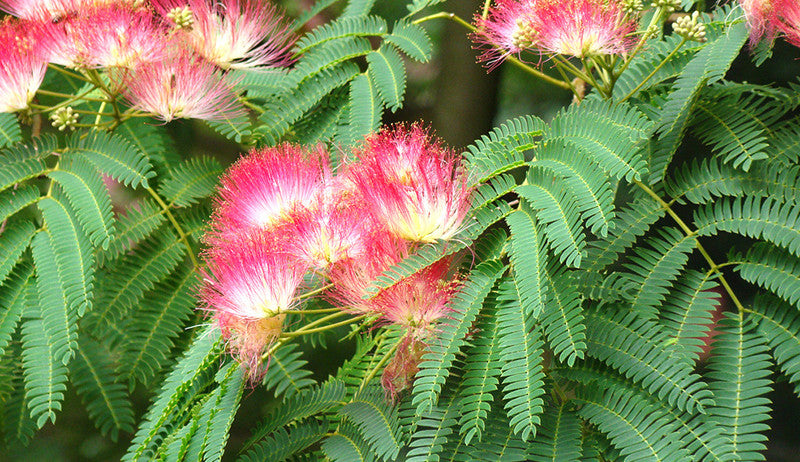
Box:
473;0;538;69
350;124;473;244
118;48;244;122
372;258;457;338
740;0;783;45
0;0;107;21
778;0;800;47
0;18;47;113
201;232;307;376
154;0;295;70
327;231;410;315
529;0;636;58
382;335;426;400
207;143;330;244
284;184;375;270
40;4;167;69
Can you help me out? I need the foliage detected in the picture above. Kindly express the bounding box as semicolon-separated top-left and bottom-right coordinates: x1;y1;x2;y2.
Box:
1;0;799;460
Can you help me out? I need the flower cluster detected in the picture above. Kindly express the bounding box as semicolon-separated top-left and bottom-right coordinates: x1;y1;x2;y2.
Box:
201;125;473;390
0;0;295;119
740;0;800;47
473;0;637;68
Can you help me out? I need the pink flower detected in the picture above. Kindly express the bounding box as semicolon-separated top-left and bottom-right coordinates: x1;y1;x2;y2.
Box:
39;4;167;69
473;0;538;69
207;143;330;243
284;183;376;270
327;231;410;315
778;0;800;47
201;232;307;376
1;0;101;21
0;18;47;113
381;335;426;400
372;257;457;338
154;0;295;70
349;124;473;244
529;0;636;58
118;47;244;122
740;0;783;45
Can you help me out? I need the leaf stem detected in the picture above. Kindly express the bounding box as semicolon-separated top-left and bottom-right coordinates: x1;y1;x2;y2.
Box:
359;335;401;391
146;187;200;268
634;180;746;318
281;313;366;338
618;37;688;103
412;12;572;90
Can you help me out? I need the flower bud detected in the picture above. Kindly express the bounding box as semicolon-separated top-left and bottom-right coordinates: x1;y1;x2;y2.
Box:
673;11;707;42
50;106;78;131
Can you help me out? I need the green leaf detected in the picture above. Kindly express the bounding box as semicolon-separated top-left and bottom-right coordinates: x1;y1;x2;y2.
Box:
621;227;697;318
666;158;800;205
691;95;773;171
546;98;651;183
527;402;582;462
47;156;115;249
0;219;35;286
505;207;547;320
659;270;720;361
531;138;616;237
706;313;772;461
0;134;54;193
496;278;546;441
584;308;714;414
406;401;459;462
0;262;33;356
576;387;691;462
206;114;253;144
158;156;224;208
263;343;316;397
367;44;406;112
29;230;78;366
66;131;154;189
118;270;198;386
736;243;800;309
238;421;328;462
750;293;800;396
541;264;586;366
649;21;748;183
100;198;166;265
21;316;69;428
413;259;506;414
72;337;135;440
518;171;586;268
695;196;800;257
339;387;402;461
0;184;40;223
457;303;504;445
124;327;222;461
385;19;432;62
465;115;545;182
295;15;387;53
0;113;21;147
347;72;383;143
37;194;95;317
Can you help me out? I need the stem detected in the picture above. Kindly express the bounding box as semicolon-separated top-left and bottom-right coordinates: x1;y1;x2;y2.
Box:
47;64;92;83
239;97;265;114
618;37;688;103
35;88;109;103
297;283;334;300
412;12;572;90
146;188;200;268
634;181;746;317
359;336;401;391
481;0;492;18
281;313;366;338
282;307;342;315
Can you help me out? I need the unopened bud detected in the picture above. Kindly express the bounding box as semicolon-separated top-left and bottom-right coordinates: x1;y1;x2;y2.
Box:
673;11;707;42
651;0;681;13
50;107;78;131
167;6;194;30
622;0;644;14
512;19;537;49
